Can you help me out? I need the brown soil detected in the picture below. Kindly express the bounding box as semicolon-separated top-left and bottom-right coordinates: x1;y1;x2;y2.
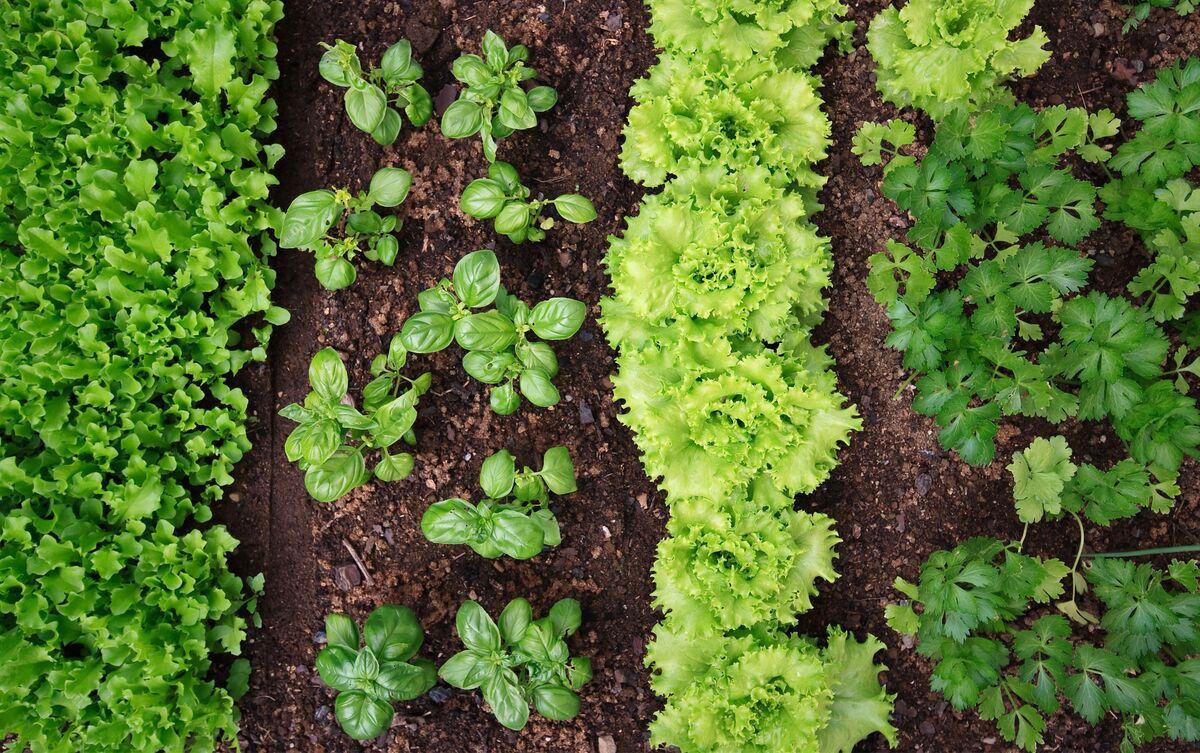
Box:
217;1;1200;752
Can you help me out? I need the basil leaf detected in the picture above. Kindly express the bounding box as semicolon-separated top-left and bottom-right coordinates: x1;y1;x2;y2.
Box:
515;340;558;378
483;670;530;731
421;499;476;544
548;598;582;638
452;249;501;308
456;600;502;652
491;509;544;559
353;647;381;680
280;190;339;248
498;597;532;645
531;508;561;547
304;449;367;503
519;369;560;407
372;397;417;447
439;650;491;689
553;194;597;224
481;30;509;68
533;684;580;721
345;82;388;133
488;161;523;193
455;311;517;352
347;210;383;235
380;40;417;83
418;286;457;314
527;85;557;113
539;446;577;494
460;179;509;219
530;298;586;340
315;645;359;691
370;106;401;146
368;167;412;207
334;690;393;741
479;449;516;499
490;382;521;415
376;661;432;701
374;452;414;482
498;88;536;131
314;257;357;290
567;657;593;689
493;201;531;236
309;347;348;401
404;84;433;127
463;351;517;384
364;605;424;662
452;54;490;86
400;311;455;353
441;99;484;139
319;45;356;87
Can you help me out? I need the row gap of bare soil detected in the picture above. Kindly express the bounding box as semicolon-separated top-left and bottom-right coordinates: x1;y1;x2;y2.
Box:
218;1;1200;751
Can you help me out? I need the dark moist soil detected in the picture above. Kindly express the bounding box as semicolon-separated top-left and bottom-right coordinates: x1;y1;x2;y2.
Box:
217;1;1200;752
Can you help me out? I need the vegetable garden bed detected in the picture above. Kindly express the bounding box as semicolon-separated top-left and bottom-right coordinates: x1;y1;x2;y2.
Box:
4;0;1200;752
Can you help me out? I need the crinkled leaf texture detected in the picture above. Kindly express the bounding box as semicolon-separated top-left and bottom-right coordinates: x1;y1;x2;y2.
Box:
868;0;1050;119
0;0;284;750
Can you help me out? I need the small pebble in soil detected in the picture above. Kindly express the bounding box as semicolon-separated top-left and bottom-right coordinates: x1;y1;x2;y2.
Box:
578;401;595;425
313;630;326;645
915;473;932;496
598;734;617;753
605;13;622;31
428;686;455;703
334;563;361;591
315;705;330;722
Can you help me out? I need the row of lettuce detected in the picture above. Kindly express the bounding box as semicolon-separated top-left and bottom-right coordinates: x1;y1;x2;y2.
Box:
0;1;285;750
861;1;1200;751
601;2;897;751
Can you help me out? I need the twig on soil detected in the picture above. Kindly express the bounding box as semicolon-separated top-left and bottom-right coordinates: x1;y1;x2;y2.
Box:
341;538;376;587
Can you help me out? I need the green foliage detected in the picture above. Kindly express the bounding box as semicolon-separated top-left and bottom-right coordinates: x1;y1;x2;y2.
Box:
0;0;284;749
318;38;432;145
889;438;1200;751
855;104;1200;482
279;166;412;289
280;340;429;502
1122;0;1200;33
440;598;592;730
422;446;576;559
461;160;595;244
441;30;557;161
316;606;436;740
400;250;585;414
867;0;1050;119
606;1;895;751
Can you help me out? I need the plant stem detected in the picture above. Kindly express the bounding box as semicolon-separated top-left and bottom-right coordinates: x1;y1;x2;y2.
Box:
1070;512;1086;602
1084;544;1200;559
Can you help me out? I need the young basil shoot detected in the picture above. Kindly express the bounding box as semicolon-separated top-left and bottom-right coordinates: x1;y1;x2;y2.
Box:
439;598;592;730
279;167;412;290
461;160;596;243
280;340;430;502
316;605;436;740
440;30;558;161
422;446;577;559
398;249;586;414
319;38;432;145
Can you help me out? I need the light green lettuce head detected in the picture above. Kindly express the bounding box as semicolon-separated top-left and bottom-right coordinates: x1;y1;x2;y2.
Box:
868;0;1050;120
621;52;831;188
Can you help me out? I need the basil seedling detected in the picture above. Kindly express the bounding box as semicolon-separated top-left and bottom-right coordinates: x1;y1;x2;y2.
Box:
398;249;586;414
440;30;558;161
316;605;437;740
422;446;577;559
440;598;592;730
279;167;413;290
280;339;430;502
319;38;432;145
461;160;596;243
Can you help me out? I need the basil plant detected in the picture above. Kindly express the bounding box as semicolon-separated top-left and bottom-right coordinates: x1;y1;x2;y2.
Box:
279;167;412;290
440;30;557;161
316;605;436;740
422;446;577;559
440;598;592;730
281;340;429;502
398;249;586;414
461;160;596;244
319;38;432;145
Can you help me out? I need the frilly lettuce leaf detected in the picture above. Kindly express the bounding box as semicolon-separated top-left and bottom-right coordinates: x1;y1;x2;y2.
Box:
654;488;840;631
818;628;900;752
868;0;1050;119
612;336;860;500
621;52;831;188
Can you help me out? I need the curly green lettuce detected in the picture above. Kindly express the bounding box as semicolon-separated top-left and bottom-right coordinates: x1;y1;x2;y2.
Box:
613;337;860;500
601;169;831;347
647;0;853;67
621;52;831;188
647;626;896;753
868;0;1050;120
653;483;840;632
